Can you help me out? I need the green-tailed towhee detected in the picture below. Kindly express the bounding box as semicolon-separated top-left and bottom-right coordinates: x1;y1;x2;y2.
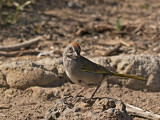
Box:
63;41;146;98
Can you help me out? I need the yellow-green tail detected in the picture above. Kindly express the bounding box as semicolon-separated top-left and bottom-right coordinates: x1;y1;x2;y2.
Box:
113;73;146;81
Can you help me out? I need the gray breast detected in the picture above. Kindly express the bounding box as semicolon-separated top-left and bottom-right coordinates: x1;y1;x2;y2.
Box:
63;57;104;88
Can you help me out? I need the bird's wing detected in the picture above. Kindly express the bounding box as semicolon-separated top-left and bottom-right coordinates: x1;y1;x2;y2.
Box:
80;56;147;81
80;56;113;74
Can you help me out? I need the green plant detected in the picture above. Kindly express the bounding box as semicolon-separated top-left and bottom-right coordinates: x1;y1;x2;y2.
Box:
0;0;32;24
13;0;32;23
0;0;4;8
141;3;149;9
116;19;122;31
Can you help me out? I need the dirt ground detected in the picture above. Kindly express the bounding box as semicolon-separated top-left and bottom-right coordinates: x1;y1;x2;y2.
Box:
0;0;160;120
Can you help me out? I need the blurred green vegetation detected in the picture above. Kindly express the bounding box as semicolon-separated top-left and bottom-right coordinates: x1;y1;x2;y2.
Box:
116;19;122;31
140;3;149;9
0;0;34;24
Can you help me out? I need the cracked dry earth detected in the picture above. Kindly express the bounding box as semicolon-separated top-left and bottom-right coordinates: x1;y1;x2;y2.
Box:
0;83;160;120
0;0;160;120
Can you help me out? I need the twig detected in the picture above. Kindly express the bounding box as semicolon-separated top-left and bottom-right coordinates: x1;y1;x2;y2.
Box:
126;104;160;120
132;23;145;34
37;50;62;58
0;50;40;57
0;36;43;51
37;50;55;58
119;39;131;47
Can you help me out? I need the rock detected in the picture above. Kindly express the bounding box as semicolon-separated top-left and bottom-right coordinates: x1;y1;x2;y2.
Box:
45;96;132;120
4;88;17;98
0;61;59;89
36;58;61;73
27;86;60;101
36;58;70;82
1;54;160;91
91;54;160;91
109;54;160;91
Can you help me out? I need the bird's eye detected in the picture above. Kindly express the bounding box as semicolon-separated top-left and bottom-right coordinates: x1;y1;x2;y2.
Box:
69;47;73;52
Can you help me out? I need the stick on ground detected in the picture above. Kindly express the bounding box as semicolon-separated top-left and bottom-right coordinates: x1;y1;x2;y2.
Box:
126;104;160;120
0;50;40;57
0;36;43;52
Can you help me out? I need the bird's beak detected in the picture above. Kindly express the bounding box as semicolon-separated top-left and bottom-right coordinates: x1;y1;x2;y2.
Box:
74;51;78;57
66;51;79;59
72;51;80;59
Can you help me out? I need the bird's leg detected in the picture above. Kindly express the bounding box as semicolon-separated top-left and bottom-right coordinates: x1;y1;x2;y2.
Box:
106;80;110;93
90;82;101;99
75;87;85;97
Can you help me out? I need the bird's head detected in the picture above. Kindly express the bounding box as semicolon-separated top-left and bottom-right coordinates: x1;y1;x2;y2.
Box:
63;41;81;60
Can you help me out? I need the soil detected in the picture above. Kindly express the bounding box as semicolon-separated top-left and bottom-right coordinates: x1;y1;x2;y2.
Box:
0;0;160;120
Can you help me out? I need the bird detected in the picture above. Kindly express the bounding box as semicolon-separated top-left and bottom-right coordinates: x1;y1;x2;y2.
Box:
63;41;146;98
